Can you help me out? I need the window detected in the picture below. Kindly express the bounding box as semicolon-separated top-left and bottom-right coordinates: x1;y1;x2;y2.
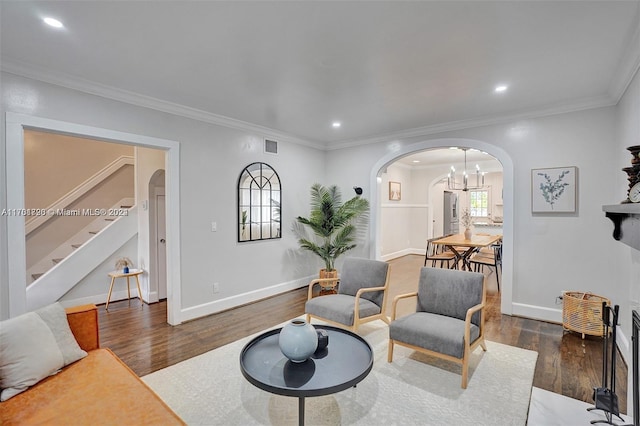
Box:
238;162;281;242
469;190;488;217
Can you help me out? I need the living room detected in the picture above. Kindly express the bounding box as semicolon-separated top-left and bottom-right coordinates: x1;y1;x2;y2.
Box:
1;1;639;424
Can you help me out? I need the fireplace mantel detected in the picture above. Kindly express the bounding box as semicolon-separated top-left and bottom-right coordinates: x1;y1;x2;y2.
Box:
603;204;640;250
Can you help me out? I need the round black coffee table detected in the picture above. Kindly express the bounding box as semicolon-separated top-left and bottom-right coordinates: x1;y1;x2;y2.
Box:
239;324;373;426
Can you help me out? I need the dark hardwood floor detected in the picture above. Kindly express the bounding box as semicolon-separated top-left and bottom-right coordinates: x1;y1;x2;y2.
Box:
98;254;627;413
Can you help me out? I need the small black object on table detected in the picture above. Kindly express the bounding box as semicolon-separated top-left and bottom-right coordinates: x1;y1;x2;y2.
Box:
316;329;329;352
239;325;373;426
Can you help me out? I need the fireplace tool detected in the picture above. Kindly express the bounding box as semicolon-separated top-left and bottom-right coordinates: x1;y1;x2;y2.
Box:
587;303;631;425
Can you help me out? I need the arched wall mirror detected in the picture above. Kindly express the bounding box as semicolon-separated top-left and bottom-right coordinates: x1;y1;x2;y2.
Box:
237;162;281;242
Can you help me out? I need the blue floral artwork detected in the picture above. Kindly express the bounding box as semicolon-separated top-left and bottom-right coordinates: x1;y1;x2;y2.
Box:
531;167;577;213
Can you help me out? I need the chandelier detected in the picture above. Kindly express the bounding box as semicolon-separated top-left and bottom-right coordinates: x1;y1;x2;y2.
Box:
447;148;486;192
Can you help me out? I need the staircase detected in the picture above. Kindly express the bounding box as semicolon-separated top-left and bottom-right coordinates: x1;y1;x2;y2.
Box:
26;202;138;311
25;156;134;234
27;198;135;284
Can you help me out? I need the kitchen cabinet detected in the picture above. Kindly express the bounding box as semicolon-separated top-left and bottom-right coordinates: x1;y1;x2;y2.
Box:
473;223;503;234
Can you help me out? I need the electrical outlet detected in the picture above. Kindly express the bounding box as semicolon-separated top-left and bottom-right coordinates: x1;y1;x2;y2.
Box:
213;282;219;293
211;222;217;232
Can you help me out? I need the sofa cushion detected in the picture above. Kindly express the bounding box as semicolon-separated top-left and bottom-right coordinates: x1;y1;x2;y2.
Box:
0;349;185;425
416;268;484;326
338;258;389;307
389;311;480;359
0;303;87;401
306;294;381;326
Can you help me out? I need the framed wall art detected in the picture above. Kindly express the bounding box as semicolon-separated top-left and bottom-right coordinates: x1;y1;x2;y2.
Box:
531;166;577;213
389;181;401;201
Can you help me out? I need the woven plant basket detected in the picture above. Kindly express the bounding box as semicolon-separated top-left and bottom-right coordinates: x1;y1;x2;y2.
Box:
318;269;338;295
562;291;610;338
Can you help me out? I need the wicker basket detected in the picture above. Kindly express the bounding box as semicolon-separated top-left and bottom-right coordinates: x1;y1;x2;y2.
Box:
562;292;610;338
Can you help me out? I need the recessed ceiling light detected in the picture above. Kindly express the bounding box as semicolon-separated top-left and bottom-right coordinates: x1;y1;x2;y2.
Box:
43;17;64;28
495;85;508;93
332;122;341;128
412;160;420;163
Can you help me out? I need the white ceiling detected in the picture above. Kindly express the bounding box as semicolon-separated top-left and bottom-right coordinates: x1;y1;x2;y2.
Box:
395;147;501;170
1;1;639;149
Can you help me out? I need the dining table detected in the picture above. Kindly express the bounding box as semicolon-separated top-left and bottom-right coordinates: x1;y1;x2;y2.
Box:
432;233;502;271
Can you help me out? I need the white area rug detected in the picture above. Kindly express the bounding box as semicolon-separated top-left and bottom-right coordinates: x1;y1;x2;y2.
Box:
143;319;538;425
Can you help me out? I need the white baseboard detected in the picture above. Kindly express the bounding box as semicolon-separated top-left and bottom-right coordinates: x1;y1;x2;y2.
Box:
146;291;159;304
59;288;144;309
179;276;314;323
381;248;423;261
511;302;563;324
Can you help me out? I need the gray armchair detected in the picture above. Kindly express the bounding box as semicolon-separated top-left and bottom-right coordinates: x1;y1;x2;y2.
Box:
387;267;486;388
305;258;390;332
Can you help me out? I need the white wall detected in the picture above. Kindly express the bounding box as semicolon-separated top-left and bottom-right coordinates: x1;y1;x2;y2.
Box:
379;164;420;259
326;106;620;324
0;72;324;321
23;130;134;209
615;66;640;355
412;166;452;239
59;236;138;304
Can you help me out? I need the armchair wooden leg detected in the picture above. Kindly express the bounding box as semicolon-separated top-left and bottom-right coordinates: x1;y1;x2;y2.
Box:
480;339;487;351
461;358;469;389
305;314;311;323
387;340;394;362
461;344;470;389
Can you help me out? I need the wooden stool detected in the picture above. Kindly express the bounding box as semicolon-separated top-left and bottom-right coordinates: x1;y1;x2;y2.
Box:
106;269;144;310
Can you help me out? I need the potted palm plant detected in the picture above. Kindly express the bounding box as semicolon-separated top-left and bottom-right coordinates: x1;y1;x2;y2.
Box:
295;184;369;291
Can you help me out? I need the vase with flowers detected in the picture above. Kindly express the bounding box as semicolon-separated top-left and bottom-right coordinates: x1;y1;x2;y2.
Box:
461;209;473;240
115;257;133;274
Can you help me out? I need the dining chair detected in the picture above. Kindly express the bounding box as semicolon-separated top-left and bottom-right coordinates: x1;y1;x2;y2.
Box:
387;267;486;388
469;241;502;292
477;235;502;257
424;237;457;268
305;258;390;332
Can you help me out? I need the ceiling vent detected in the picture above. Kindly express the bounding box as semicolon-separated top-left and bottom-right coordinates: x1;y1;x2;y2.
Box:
264;139;278;154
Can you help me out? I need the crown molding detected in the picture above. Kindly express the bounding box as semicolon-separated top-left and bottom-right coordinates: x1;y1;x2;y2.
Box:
1;58;325;150
1;57;621;154
325;94;616;151
608;9;640;103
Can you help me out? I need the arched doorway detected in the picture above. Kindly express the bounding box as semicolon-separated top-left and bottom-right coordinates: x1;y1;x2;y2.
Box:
369;138;514;315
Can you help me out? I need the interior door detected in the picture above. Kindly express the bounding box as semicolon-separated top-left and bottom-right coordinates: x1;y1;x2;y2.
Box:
156;194;167;300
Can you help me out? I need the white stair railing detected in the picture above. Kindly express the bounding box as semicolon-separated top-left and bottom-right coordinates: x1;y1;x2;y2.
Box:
25;156;134;235
26;205;138;311
26;198;135;283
